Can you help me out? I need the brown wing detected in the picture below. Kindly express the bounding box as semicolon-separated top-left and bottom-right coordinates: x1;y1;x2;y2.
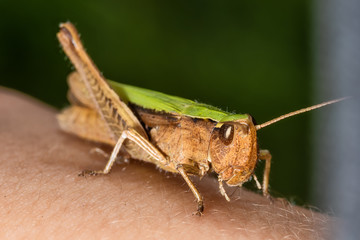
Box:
57;106;116;146
58;105;180;173
66;71;96;109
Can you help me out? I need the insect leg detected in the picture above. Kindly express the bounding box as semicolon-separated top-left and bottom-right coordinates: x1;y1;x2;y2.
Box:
259;149;272;197
80;128;168;176
176;165;204;216
80;130;127;176
89;147;110;158
252;174;262;190
218;179;230;202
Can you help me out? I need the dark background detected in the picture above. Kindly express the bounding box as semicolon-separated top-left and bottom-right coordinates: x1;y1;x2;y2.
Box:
1;1;313;205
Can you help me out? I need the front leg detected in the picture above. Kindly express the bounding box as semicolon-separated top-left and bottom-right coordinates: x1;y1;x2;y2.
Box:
259;149;272;197
176;165;204;216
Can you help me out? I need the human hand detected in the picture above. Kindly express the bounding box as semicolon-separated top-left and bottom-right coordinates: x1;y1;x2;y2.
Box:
0;89;332;239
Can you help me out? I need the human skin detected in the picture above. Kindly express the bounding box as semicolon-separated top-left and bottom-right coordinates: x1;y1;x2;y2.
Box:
0;88;332;239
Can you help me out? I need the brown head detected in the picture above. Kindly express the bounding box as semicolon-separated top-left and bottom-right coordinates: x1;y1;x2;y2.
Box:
208;97;348;188
208;114;258;186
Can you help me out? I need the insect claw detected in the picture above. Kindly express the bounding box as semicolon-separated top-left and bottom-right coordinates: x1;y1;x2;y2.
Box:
78;169;104;177
192;201;204;216
193;211;203;216
265;194;274;204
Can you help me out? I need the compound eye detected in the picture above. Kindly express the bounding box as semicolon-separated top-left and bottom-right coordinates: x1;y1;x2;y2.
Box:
219;124;234;145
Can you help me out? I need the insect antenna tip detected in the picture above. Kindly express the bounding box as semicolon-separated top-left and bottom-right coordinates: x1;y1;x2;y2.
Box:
255;96;350;130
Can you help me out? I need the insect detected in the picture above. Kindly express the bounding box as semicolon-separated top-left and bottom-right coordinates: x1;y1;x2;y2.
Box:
57;22;345;215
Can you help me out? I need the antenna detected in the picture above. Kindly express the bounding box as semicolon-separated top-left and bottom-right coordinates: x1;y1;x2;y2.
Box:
255;97;349;131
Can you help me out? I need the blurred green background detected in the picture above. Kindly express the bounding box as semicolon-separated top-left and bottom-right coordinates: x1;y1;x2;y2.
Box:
0;1;313;205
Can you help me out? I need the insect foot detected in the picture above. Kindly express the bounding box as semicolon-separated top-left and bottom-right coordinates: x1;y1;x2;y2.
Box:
78;169;105;177
192;201;204;216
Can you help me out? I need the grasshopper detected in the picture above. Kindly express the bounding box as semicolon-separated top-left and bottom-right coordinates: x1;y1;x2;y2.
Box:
57;22;345;215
